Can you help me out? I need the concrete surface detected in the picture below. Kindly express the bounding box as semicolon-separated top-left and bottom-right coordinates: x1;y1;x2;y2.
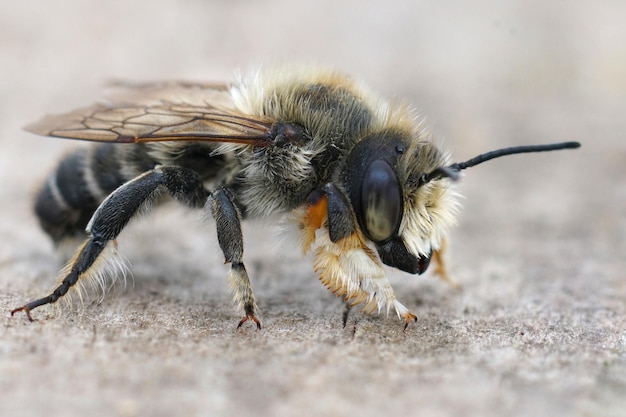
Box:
1;1;624;416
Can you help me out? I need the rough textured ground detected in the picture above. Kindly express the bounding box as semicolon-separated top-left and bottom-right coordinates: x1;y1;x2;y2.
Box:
1;1;624;416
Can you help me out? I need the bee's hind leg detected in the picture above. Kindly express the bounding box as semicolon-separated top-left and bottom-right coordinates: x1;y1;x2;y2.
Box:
12;166;260;329
11;166;208;321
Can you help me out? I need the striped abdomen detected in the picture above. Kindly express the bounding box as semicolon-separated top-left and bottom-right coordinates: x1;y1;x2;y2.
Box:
34;143;156;244
35;141;236;245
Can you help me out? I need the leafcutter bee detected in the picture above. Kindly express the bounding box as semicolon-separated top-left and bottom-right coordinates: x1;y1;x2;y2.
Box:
11;65;580;329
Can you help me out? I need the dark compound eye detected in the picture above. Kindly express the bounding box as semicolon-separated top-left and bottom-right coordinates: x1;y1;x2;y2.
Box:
360;159;402;242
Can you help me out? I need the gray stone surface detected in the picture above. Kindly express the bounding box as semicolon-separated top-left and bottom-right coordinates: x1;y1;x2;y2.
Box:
1;1;624;416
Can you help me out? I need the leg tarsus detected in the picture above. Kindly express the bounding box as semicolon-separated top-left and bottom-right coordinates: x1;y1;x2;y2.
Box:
237;298;261;330
10;305;35;322
237;313;261;330
402;312;418;332
11;240;106;320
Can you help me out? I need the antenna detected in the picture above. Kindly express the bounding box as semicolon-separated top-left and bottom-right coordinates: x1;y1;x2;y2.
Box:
422;141;580;183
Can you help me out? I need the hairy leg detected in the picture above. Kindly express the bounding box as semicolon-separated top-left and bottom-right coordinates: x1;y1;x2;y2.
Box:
12;166;260;328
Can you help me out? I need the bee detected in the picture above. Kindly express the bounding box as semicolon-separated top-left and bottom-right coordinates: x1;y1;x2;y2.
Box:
10;65;580;329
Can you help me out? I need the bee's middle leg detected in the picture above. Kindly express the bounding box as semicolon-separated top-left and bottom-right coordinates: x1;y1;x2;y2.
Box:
206;186;260;329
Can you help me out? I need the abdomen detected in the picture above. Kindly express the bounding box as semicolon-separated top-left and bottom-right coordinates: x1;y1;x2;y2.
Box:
34;143;156;244
34;141;237;245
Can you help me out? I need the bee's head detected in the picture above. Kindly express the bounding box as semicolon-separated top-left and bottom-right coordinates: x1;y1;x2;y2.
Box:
342;131;580;275
342;130;458;275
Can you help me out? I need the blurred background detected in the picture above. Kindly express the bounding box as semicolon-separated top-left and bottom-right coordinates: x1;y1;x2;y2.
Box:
0;1;624;417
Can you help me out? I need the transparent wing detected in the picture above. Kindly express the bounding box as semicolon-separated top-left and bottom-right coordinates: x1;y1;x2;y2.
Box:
24;81;274;145
102;80;232;107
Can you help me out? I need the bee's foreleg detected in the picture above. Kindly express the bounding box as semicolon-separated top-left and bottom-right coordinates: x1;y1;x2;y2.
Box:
323;183;357;242
11;166;207;321
206;186;260;330
312;183;418;328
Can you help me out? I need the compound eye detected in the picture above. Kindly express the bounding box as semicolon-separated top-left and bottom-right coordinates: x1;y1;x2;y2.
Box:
361;159;402;242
